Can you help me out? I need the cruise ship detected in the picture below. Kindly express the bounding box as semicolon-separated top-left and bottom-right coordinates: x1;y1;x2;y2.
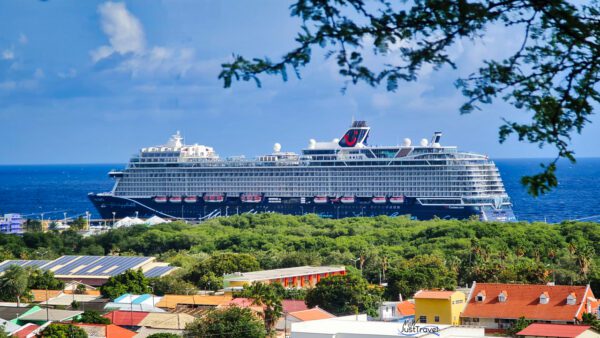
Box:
89;121;516;222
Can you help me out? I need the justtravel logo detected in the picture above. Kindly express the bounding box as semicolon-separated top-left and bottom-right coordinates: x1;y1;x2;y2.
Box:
397;320;440;336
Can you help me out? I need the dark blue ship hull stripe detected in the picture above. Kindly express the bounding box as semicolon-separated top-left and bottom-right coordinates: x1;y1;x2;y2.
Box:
89;194;516;221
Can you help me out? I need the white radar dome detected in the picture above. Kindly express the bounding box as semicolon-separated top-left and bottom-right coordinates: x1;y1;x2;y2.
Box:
420;138;428;147
309;139;317;149
402;138;412;147
273;143;282;152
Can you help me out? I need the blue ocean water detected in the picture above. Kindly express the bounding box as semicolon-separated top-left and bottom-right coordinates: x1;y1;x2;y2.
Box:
0;159;598;223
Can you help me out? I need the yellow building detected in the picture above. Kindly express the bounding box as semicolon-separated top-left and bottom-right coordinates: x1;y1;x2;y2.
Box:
414;290;466;325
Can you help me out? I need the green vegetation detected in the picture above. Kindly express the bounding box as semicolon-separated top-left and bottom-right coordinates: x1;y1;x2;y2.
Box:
305;273;382;316
147;334;180;338
241;283;284;335
219;1;600;196
506;317;533;337
582;313;600;332
28;268;65;290
184;306;266;338
1;214;599;299
150;273;197;296
39;323;88;338
0;265;30;306
100;269;151;300
73;310;111;325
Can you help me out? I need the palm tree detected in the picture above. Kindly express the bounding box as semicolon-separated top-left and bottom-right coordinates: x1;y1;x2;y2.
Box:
0;265;29;307
246;282;283;336
575;245;594;277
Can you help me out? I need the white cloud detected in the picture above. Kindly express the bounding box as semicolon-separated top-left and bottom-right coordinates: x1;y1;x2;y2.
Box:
18;34;28;45
90;1;202;78
2;50;14;60
91;2;145;62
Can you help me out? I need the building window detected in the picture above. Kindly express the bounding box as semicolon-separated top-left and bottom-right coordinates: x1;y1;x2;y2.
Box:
419;316;427;323
435;316;440;323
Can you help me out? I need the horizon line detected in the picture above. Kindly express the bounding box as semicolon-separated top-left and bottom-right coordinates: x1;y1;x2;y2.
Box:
1;156;600;166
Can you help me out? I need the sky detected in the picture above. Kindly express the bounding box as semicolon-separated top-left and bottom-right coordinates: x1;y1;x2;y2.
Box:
0;0;598;164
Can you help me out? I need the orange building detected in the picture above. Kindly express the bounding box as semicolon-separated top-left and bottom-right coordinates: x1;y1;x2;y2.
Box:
223;266;346;289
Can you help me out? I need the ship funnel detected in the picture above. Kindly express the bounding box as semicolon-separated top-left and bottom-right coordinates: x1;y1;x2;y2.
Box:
339;121;370;147
430;132;442;147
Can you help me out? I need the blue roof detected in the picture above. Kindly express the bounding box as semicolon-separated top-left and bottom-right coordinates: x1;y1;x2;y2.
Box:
113;293;132;303
144;266;176;278
0;260;50;273
132;294;152;304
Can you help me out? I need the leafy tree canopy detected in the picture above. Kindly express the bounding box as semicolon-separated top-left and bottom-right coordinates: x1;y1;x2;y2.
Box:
27;268;65;290
147;334;180;338
241;282;284;335
385;254;457;300
305;273;382;316
150;274;198;296
506;316;533;337
0;265;30;306
73;310;111;325
39;323;88;338
187;253;260;290
184;306;266;338
219;0;600;196
100;269;151;300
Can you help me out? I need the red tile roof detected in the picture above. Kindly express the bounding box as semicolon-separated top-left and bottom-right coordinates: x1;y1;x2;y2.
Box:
102;310;149;326
397;301;415;316
517;323;593;338
288;308;335;321
283;300;309;313
462;283;594;321
12;323;40;338
414;290;457;299
74;323;136;338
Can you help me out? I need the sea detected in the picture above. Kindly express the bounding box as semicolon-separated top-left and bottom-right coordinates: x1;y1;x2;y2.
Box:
0;158;598;223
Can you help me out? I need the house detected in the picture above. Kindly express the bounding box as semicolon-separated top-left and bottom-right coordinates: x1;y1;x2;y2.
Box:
104;293;165;313
277;307;335;332
461;282;598;331
517;323;600;338
10;323;44;338
30;290;63;303
378;300;415;322
137;312;196;330
16;308;82;325
0;318;22;336
223;266;346;290
0;306;38;323
72;323;136;338
0;214;25;235
414;290;466;325
155;294;232;314
290;314;486;338
102;310;196;331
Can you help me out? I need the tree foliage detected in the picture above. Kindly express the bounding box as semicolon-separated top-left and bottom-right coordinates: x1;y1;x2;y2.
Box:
147;334;180;338
150;274;197;296
187;252;260;290
305;273;382;316
39;323;88;338
1;214;600;298
219;0;600;196
241;282;284;335
0;265;29;306
385;254;457;300
100;269;151;300
73;310;111;325
184;306;266;338
506;316;533;337
27;268;64;290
